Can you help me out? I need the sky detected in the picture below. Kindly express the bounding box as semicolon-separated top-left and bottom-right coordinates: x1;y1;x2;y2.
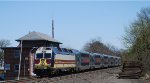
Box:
0;1;150;50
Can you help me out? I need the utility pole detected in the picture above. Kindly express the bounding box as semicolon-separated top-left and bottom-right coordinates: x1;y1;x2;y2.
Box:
52;19;54;38
18;40;22;80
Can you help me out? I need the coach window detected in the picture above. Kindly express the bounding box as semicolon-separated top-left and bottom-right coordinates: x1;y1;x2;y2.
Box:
14;64;19;72
14;50;20;58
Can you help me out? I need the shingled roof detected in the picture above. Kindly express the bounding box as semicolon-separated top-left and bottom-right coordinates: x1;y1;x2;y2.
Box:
16;31;62;44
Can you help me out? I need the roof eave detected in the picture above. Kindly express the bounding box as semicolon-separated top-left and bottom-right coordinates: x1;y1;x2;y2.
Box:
15;39;62;44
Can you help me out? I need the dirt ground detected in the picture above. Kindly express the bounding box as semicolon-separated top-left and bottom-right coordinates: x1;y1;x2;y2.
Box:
5;67;150;83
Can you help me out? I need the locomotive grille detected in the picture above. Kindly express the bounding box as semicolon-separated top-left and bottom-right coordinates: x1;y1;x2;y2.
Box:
41;59;45;66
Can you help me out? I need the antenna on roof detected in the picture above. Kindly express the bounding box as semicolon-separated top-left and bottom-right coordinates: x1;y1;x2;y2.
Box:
52;18;54;38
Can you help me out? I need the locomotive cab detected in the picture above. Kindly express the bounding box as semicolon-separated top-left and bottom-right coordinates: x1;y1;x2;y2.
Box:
34;47;76;76
34;47;52;76
34;47;52;69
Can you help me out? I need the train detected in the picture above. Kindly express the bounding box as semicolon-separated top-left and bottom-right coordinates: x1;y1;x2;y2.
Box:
34;47;121;76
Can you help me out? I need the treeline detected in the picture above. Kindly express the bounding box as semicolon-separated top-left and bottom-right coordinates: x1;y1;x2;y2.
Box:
82;38;121;56
122;8;150;75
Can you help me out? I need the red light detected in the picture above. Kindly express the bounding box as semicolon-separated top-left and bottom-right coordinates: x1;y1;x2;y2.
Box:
46;59;51;64
34;59;40;64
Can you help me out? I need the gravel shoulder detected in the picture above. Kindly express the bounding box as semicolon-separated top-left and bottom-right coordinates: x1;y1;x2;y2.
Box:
53;67;150;83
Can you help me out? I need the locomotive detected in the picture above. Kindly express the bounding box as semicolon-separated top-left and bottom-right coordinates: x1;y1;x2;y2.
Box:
34;47;121;76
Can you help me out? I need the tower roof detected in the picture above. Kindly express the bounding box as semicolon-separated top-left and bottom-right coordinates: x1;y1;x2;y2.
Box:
16;31;62;44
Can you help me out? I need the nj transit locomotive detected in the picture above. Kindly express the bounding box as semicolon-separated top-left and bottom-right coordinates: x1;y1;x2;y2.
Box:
34;47;121;76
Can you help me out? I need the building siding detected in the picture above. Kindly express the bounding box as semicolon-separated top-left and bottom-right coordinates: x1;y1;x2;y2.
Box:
4;48;32;80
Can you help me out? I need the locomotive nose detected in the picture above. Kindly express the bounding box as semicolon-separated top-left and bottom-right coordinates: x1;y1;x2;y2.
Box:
40;59;51;64
40;59;46;66
36;59;51;69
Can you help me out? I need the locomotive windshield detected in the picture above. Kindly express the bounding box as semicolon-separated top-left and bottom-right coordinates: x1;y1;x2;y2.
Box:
44;53;51;58
36;53;43;59
36;53;51;59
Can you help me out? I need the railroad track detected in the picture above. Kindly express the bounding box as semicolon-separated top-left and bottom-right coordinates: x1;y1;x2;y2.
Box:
5;67;120;83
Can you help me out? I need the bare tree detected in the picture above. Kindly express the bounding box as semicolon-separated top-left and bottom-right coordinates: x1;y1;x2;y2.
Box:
83;38;120;56
0;39;10;66
0;39;10;48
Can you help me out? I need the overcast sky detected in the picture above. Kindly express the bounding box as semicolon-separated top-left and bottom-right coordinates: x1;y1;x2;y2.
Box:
0;1;150;50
